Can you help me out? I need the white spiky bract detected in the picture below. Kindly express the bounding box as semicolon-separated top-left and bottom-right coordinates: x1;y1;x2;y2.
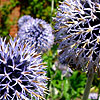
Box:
0;37;48;100
54;0;100;72
18;18;54;53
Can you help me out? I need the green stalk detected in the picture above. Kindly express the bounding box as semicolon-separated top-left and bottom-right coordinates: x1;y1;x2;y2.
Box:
50;0;54;26
82;71;94;100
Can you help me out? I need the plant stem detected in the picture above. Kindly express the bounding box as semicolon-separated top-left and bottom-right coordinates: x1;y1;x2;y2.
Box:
50;0;54;26
82;71;94;100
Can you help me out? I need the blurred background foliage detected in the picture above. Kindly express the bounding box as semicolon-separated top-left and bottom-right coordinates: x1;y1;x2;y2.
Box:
0;0;62;37
0;0;100;100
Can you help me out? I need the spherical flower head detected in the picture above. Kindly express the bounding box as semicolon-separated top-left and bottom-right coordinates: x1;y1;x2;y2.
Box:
18;15;33;28
55;0;100;72
0;37;48;100
18;18;54;53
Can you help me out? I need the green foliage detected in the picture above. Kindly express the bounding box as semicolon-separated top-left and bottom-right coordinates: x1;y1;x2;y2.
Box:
70;71;87;98
42;45;87;100
0;4;10;36
0;0;63;37
19;0;63;23
0;0;20;37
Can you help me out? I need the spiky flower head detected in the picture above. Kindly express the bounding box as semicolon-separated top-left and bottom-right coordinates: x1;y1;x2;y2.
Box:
18;15;33;28
54;0;100;72
18;18;54;53
0;37;48;100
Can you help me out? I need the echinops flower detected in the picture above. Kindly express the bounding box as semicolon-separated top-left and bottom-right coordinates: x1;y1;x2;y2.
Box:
0;37;48;100
54;0;100;72
18;15;33;28
18;18;54;53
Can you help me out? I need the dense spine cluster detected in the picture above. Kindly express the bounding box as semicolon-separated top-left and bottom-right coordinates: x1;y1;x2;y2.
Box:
18;16;54;53
0;37;48;100
18;15;33;28
54;0;100;72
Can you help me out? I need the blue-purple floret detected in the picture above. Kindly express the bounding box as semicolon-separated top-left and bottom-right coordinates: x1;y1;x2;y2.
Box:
54;0;100;72
18;18;54;53
18;15;33;28
0;37;48;100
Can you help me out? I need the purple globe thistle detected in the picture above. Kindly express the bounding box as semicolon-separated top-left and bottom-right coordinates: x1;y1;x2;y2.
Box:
18;18;54;53
18;15;33;28
0;37;48;100
54;0;100;72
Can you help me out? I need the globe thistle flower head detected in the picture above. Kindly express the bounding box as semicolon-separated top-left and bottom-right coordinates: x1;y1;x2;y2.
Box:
18;15;33;28
0;37;48;100
18;18;54;53
55;0;100;72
